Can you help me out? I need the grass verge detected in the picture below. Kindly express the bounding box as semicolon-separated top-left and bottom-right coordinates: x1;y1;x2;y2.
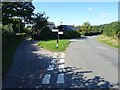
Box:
97;35;119;48
2;35;24;77
38;39;70;52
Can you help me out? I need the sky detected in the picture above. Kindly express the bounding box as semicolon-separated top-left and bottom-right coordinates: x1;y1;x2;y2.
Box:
32;2;118;26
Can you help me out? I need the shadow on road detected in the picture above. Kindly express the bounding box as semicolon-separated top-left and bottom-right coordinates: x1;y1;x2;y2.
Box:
2;39;118;89
69;36;88;42
2;40;53;88
63;66;116;88
49;64;118;89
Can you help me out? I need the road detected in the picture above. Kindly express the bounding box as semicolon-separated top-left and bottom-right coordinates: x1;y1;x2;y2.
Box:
65;35;118;88
2;36;119;89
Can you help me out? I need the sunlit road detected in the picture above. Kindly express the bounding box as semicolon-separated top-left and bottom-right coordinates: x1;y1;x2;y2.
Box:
65;35;118;88
2;36;119;89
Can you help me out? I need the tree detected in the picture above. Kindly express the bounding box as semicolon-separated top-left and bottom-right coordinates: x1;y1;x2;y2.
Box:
32;12;48;35
91;25;99;33
81;22;91;35
2;2;35;25
102;22;118;37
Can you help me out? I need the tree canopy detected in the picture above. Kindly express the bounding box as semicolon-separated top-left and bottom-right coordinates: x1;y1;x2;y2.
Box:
80;22;91;35
32;12;48;35
78;21;119;37
102;21;119;38
2;2;35;25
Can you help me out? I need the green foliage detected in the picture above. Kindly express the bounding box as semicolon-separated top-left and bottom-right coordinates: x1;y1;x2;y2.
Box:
2;20;25;33
2;1;35;76
2;2;35;25
2;25;24;75
39;27;57;40
102;22;118;38
24;27;32;35
2;24;13;34
90;25;98;33
32;12;48;35
78;21;119;37
79;22;101;36
81;22;91;34
61;30;80;39
85;25;102;36
117;31;120;37
2;2;35;34
12;18;25;33
32;25;80;40
32;26;56;40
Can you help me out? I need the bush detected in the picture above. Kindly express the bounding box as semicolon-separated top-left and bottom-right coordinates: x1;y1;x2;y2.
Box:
60;30;80;39
23;27;32;35
2;24;15;44
39;27;57;40
31;27;81;40
84;32;101;36
31;27;57;40
2;24;24;76
102;22;118;37
11;19;25;33
117;31;120;38
32;34;41;40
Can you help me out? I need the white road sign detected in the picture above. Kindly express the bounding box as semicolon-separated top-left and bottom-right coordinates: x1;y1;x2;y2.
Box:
58;31;63;34
52;29;58;32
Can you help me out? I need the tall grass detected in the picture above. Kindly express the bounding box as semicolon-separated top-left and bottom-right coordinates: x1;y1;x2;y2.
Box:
97;35;119;48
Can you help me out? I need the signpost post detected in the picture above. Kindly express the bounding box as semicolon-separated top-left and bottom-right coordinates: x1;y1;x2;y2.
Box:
52;29;63;48
49;22;63;48
19;18;20;34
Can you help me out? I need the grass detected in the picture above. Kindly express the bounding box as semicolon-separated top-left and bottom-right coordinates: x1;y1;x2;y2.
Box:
97;35;119;48
37;39;71;52
2;35;24;77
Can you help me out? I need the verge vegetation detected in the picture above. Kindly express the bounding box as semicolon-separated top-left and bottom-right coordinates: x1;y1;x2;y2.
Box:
97;35;119;48
37;39;70;52
2;25;24;76
97;21;119;48
77;21;119;48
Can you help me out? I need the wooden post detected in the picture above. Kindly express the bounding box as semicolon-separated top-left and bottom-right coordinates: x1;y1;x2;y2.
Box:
56;32;59;48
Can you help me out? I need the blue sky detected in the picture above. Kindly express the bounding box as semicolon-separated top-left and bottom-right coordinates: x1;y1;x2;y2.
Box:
32;2;118;26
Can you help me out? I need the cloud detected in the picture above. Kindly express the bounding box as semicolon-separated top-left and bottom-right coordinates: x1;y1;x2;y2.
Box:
100;12;110;18
88;8;93;11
